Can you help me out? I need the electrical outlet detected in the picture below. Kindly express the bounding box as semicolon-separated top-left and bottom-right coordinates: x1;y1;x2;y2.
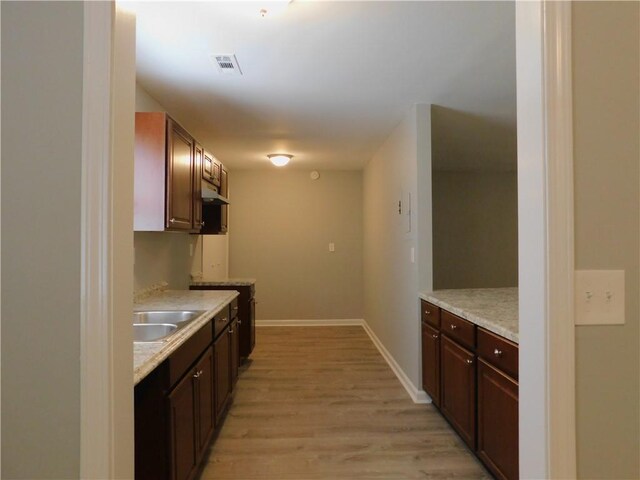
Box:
575;270;625;325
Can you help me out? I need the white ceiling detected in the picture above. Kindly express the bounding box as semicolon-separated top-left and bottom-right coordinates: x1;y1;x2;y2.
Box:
125;1;516;171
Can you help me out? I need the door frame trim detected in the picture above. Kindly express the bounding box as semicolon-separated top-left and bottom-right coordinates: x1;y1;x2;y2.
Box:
79;2;115;477
516;1;576;478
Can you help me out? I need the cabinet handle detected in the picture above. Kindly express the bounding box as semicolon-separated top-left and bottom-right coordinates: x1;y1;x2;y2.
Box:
450;324;457;330
193;371;201;379
201;221;205;226
238;320;242;325
220;317;228;323
466;359;473;365
494;348;503;357
229;328;234;334
169;218;176;223
425;310;431;315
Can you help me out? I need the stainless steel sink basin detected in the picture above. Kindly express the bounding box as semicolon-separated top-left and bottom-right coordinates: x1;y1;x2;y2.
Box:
133;323;177;342
133;310;205;325
132;310;205;343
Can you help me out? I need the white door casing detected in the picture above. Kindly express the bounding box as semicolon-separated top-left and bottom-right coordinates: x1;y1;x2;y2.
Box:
516;1;576;478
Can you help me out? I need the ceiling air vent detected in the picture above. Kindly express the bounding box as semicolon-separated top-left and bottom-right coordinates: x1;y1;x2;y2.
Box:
212;54;243;76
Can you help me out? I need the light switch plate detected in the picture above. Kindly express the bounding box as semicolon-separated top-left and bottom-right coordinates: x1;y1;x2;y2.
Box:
575;270;625;325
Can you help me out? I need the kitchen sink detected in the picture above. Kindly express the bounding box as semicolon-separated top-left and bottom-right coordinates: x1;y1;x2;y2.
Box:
132;310;206;343
133;310;205;325
133;323;178;342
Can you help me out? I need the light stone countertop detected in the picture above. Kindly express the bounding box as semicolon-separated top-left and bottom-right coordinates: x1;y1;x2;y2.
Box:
190;278;256;287
419;288;519;343
133;289;239;385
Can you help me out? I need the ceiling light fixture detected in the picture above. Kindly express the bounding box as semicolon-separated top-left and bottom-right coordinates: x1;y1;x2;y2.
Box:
268;154;293;167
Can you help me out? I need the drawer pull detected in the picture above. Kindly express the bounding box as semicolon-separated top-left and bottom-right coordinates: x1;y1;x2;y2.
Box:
450;324;458;330
432;334;438;339
466;359;473;365
494;348;503;357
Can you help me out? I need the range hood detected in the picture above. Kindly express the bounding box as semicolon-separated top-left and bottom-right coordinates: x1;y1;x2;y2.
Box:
201;181;229;205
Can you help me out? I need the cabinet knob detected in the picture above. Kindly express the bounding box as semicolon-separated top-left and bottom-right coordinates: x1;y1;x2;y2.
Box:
425;310;431;315
494;348;503;357
432;334;438;339
193;371;201;379
466;359;473;365
450;324;457;330
220;317;228;323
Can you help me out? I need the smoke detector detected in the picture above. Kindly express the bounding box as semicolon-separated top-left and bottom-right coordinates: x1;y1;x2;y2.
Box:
212;54;242;76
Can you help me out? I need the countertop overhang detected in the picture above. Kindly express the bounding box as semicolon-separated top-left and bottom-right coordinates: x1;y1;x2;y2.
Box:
419;288;518;343
133;289;239;385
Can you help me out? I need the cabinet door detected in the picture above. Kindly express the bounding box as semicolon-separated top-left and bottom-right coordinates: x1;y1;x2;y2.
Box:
240;296;256;358
421;322;441;407
195;347;215;459
230;319;239;389
441;335;476;449
477;359;519;480
166;119;194;230
168;372;197;480
214;330;231;422
192;143;203;231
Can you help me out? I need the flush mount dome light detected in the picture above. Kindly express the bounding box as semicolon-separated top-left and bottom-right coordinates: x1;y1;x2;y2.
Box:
268;154;293;167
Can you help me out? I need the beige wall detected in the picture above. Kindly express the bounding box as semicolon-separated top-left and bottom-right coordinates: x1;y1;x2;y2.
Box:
1;2;84;477
432;171;518;289
363;105;432;389
134;84;197;290
228;170;363;320
573;2;640;478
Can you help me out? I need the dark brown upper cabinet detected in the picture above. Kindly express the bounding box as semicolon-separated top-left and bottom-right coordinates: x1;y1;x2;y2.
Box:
202;150;221;188
134;112;201;232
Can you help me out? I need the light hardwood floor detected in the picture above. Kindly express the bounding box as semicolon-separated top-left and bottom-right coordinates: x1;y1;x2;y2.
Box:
198;326;490;480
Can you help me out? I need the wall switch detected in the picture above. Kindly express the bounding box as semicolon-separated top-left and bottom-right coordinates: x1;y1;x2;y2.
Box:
575;270;625;325
329;242;335;252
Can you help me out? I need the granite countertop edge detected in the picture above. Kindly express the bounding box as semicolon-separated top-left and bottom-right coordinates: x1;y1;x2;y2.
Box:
419;289;519;344
133;289;240;385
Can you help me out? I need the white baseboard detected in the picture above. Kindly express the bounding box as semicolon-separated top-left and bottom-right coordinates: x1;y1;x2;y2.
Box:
360;321;431;405
256;318;431;405
256;319;364;327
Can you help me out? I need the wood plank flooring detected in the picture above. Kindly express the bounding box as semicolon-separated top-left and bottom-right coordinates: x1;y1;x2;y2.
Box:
197;326;490;480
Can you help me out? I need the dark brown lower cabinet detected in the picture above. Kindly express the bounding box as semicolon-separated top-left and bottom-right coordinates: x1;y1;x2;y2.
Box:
440;335;476;450
214;328;231;422
421;321;441;407
190;283;256;360
167;347;215;480
195;349;215;455
477;359;519;480
168;372;197;480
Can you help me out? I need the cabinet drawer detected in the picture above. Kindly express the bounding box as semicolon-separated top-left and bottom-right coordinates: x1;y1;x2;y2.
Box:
168;323;212;388
477;328;518;380
441;310;475;350
421;300;441;329
213;304;231;339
